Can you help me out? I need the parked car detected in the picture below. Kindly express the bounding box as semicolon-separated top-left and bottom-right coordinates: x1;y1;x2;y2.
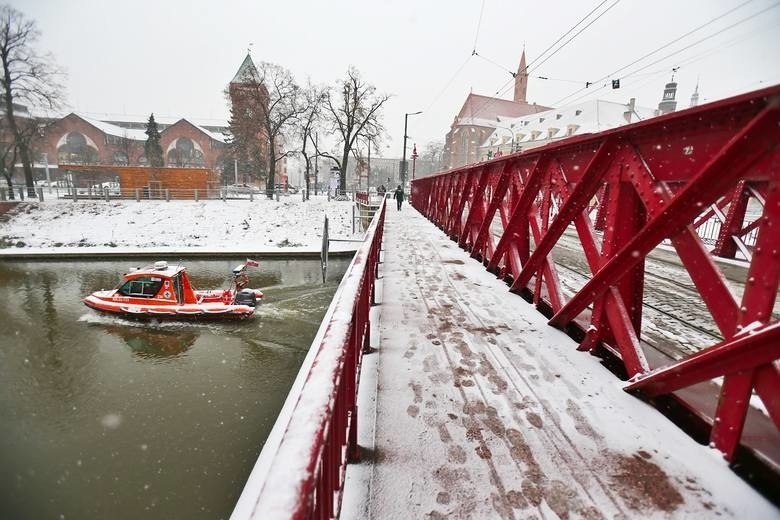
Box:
226;184;261;194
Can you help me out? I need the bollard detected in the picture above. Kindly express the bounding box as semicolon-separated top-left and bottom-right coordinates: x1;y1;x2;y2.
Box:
194;189;199;201
37;187;44;202
72;188;77;201
275;188;280;202
249;190;253;202
302;189;305;202
104;187;110;202
327;191;331;202
165;188;170;202
135;188;140;202
221;188;226;201
88;185;93;199
19;187;25;200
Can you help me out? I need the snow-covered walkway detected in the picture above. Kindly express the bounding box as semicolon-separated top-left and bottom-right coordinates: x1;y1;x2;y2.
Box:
343;206;777;519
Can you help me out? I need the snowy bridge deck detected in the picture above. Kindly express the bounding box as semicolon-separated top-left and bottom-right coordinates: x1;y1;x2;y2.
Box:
343;207;776;519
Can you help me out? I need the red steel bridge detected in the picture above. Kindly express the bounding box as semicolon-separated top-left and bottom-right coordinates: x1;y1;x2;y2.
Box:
231;85;780;519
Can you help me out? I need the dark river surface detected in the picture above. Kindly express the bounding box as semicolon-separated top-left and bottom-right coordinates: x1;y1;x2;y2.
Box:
0;257;350;520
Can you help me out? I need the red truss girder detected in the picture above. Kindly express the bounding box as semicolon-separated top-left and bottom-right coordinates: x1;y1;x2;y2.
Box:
409;85;780;461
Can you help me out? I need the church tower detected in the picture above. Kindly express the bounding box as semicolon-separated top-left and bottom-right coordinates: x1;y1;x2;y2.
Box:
229;53;266;109
228;53;270;184
657;76;678;115
690;82;700;108
513;50;528;103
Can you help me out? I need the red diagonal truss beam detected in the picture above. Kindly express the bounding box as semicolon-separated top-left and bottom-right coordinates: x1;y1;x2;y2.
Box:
410;85;780;463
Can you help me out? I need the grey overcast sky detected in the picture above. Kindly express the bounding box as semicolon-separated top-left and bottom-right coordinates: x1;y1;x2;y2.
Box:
11;0;780;158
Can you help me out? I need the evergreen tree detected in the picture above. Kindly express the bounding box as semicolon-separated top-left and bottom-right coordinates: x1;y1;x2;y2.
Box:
144;113;164;167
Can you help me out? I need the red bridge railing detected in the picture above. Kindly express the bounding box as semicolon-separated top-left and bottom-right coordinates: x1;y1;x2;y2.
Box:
231;200;386;520
411;86;780;462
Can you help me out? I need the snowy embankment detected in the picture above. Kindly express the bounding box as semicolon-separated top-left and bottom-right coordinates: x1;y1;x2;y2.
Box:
0;196;361;255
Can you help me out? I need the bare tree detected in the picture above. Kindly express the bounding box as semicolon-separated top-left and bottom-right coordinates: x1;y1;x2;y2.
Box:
0;5;64;197
321;67;389;193
117;129;139;165
0;123;17;196
421;140;445;173
255;62;305;198
296;82;325;200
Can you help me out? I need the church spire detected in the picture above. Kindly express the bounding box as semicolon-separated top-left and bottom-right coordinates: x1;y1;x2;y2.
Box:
513;49;528;103
231;53;260;84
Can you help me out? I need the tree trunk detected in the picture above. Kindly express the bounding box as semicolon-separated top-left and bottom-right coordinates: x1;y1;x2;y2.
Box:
3;173;14;199
266;137;276;199
2;65;36;198
339;147;349;194
304;156;311;201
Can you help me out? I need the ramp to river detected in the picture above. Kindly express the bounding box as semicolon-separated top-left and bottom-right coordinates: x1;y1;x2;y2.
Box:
342;206;777;519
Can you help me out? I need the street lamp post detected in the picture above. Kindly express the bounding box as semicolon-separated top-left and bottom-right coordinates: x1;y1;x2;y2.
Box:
411;143;419;180
401;111;422;187
494;122;516;154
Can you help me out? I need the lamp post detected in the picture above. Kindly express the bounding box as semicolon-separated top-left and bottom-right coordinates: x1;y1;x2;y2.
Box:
401;111;422;187
495;121;516;154
411;143;419;180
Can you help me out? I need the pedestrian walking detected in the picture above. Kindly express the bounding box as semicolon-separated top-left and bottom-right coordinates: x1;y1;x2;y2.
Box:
393;185;404;211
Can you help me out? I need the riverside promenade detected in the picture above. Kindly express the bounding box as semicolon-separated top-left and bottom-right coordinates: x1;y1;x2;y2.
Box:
342;206;777;519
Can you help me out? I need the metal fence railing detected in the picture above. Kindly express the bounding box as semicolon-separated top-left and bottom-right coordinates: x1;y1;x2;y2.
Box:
231;199;386;520
411;85;780;464
0;185;369;203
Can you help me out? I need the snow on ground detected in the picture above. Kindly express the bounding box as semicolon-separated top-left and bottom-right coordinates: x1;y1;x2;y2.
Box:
0;195;362;254
342;207;778;520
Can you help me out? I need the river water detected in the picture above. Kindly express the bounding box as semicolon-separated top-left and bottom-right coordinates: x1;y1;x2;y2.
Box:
0;257;349;520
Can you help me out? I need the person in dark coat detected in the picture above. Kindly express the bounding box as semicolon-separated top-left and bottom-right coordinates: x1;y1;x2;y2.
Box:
393;185;404;211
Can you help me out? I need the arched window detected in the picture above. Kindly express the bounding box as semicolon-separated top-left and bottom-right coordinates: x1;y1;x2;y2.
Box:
167;137;204;167
58;132;99;164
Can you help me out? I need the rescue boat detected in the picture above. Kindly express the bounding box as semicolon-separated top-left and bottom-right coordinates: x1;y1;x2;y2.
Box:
83;260;263;320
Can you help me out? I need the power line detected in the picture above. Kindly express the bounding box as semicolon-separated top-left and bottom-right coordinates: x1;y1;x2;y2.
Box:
473;51;516;77
472;0;486;53
553;0;760;106
425;54;473;112
525;0;610;70
527;0;623;75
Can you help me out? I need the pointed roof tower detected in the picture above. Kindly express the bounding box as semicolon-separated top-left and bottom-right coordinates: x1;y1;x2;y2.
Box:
232;53;260;84
690;81;700;108
513;49;528;103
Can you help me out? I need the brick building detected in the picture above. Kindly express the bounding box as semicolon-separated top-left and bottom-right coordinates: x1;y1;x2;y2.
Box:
443;51;552;170
13;53;287;188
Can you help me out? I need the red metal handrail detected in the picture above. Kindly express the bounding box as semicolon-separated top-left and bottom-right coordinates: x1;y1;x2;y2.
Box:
411;85;780;462
231;200;386;520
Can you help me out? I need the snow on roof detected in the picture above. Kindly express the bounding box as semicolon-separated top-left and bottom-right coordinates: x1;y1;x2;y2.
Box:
480;99;656;148
455;93;552;125
194;124;228;143
76;113;148;141
91;112;228;129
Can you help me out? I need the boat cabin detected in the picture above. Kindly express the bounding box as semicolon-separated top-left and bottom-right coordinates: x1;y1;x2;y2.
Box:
115;261;199;304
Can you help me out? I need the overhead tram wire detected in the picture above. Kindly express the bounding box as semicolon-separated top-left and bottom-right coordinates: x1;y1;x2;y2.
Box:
469;0;624;122
424;54;474;112
472;0;486;54
526;0;623;75
421;0;485;112
524;0;610;70
555;1;780;108
462;0;624;127
551;0;760;106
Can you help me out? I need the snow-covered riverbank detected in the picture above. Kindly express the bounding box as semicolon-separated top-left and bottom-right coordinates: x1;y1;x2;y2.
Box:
0;197;362;255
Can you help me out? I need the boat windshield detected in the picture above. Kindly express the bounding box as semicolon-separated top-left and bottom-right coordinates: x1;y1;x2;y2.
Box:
116;276;164;298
